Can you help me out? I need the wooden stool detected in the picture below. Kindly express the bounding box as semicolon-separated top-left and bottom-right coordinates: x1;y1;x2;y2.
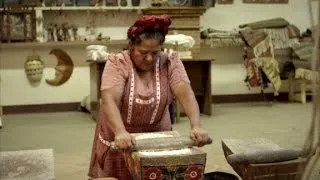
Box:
221;138;306;180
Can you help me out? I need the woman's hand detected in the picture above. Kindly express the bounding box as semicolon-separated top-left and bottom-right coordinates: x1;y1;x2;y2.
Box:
114;130;136;151
190;127;209;147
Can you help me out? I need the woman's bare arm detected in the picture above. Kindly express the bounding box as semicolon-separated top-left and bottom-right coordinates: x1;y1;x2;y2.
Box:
172;83;201;129
172;82;209;146
100;87;135;148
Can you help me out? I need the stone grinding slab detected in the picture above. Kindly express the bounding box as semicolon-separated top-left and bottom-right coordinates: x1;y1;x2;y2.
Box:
0;149;55;180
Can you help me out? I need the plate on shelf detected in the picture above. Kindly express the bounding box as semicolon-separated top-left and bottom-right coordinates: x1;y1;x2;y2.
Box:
167;0;189;6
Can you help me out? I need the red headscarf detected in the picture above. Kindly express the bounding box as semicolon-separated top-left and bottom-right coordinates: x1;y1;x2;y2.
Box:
127;15;172;39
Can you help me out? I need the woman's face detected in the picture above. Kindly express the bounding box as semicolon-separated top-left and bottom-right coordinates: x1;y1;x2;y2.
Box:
130;37;162;72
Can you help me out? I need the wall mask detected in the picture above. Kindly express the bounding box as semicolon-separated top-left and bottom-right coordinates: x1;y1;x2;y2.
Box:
46;49;74;86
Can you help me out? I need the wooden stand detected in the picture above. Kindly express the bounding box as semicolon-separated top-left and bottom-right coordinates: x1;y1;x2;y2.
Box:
125;131;207;180
87;58;214;121
288;76;308;104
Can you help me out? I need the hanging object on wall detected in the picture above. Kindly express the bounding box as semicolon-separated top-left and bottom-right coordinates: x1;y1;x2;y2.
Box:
217;0;233;4
243;0;288;3
46;49;74;86
24;55;44;83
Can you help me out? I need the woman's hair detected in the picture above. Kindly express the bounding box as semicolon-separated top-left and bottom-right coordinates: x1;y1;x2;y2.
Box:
129;30;165;45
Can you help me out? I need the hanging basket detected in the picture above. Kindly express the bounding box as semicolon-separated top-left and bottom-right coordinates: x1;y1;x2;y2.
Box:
24;55;44;83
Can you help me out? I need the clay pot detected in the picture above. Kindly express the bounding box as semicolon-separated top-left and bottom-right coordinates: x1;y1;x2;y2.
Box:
131;0;140;6
120;0;127;6
24;55;44;83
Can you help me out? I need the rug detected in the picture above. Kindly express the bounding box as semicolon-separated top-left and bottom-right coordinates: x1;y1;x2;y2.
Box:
0;149;55;180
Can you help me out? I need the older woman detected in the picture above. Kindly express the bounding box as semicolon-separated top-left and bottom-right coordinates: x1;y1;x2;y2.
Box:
88;15;209;180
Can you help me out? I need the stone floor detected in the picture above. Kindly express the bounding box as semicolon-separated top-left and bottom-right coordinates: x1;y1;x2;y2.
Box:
1;102;319;179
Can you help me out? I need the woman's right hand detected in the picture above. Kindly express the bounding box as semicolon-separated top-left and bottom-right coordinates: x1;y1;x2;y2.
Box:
114;130;136;150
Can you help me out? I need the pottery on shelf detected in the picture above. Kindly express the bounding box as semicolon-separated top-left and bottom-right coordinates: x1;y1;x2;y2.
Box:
120;0;128;6
131;0;140;6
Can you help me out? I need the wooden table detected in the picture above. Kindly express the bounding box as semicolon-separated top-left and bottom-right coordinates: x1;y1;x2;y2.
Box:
87;58;214;121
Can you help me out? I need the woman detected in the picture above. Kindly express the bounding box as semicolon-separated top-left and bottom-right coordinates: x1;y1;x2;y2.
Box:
88;15;209;180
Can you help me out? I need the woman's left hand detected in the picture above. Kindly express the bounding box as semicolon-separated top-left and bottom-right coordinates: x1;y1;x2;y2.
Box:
190;127;210;147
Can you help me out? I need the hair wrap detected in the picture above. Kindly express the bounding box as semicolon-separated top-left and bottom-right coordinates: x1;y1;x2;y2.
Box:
127;15;172;39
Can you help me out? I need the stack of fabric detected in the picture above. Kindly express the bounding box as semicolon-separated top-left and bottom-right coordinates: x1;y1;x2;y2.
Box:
239;17;303;94
201;28;244;48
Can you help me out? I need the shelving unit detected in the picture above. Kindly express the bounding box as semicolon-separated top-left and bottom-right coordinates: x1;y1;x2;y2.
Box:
31;5;148;43
0;4;148;43
35;6;146;11
0;39;128;49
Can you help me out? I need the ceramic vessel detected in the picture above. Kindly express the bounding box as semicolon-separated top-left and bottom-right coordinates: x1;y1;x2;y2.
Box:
131;0;140;6
120;0;128;6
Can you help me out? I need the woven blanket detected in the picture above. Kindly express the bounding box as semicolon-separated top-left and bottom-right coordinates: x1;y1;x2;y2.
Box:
291;42;314;60
201;28;244;47
239;28;272;58
239;17;289;29
263;28;299;49
0;149;55;180
203;38;244;48
254;57;282;91
295;68;319;82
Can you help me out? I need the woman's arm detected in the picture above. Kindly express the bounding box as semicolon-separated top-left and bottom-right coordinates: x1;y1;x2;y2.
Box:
172;83;209;146
171;83;200;129
101;88;126;135
167;52;209;146
99;53;135;150
101;88;135;149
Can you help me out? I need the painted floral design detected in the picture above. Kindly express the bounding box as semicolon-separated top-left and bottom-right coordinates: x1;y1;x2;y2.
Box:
144;167;163;180
184;165;203;180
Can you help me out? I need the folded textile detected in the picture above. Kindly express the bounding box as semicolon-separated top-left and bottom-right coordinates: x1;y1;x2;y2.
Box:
291;42;314;60
254;57;282;92
86;45;109;61
239;28;268;48
287;24;300;38
295;68;319;81
165;34;195;49
263;28;299;49
205;38;244;47
239;17;289;29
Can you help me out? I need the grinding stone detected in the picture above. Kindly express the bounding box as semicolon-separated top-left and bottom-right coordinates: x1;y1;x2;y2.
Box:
0;149;55;180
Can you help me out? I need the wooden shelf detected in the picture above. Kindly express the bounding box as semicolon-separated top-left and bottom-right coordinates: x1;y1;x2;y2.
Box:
142;7;207;15
0;40;128;49
170;26;202;30
35;6;147;11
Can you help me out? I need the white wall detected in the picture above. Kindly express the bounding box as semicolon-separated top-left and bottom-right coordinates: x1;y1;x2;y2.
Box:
0;0;319;106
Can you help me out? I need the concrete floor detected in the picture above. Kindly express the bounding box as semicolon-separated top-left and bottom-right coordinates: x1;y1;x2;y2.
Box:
1;102;319;180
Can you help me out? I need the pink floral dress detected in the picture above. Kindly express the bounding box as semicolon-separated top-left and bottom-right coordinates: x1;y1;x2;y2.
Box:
88;50;190;179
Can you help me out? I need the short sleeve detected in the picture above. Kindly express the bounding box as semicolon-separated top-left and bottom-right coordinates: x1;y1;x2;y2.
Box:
168;52;190;90
100;53;128;91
